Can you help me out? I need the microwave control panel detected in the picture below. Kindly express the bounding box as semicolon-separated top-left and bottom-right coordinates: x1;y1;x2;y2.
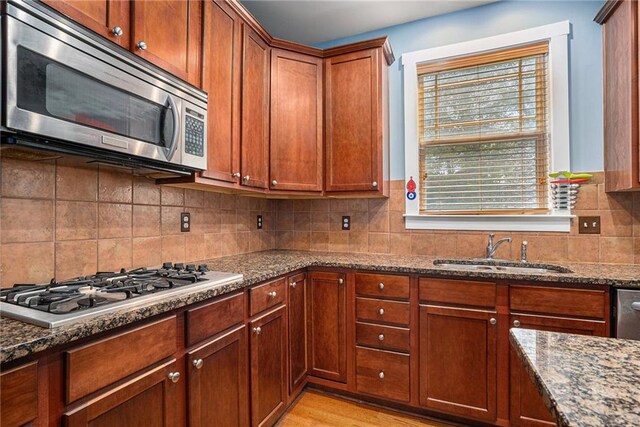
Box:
184;108;205;157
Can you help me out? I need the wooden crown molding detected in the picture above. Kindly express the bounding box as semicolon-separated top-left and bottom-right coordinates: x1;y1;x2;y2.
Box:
594;0;622;24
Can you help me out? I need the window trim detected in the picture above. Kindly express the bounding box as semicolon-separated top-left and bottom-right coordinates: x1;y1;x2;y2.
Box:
402;21;572;232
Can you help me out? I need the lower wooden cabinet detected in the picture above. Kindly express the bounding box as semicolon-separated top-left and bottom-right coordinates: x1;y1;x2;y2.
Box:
1;361;38;427
287;273;308;398
250;306;287;427
308;271;347;383
63;359;181;427
509;314;607;427
419;305;498;422
187;326;249;427
356;346;410;402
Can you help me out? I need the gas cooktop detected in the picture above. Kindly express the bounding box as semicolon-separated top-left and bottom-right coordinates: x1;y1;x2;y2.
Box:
0;263;243;328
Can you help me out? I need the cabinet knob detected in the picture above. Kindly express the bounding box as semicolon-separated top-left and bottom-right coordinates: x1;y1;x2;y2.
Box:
378;334;385;341
268;291;277;298
372;181;378;188
513;320;521;327
378;308;385;316
168;372;181;383
137;40;147;50
338;278;344;285
253;326;262;335
290;281;297;288
378;371;385;379
232;172;241;178
192;359;203;369
242;175;250;182
111;26;124;37
489;318;497;325
378;282;384;290
271;179;278;186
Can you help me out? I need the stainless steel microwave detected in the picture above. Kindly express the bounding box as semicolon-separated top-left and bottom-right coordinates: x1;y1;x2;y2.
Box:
1;0;207;175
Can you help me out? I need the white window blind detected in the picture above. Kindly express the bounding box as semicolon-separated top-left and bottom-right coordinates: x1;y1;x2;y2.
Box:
418;42;549;214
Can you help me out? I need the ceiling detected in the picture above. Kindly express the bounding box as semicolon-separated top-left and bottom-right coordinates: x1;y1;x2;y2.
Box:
240;0;498;45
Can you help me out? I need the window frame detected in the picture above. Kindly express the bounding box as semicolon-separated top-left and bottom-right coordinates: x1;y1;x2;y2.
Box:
402;21;572;232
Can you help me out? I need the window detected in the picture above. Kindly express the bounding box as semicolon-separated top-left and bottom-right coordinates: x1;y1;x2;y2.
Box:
402;22;571;232
418;43;549;214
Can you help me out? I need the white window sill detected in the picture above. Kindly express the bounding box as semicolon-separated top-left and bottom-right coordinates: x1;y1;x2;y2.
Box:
404;213;573;232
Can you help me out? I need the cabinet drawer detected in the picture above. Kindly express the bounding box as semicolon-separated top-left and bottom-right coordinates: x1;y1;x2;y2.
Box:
249;278;286;317
1;361;38;427
186;292;245;346
65;316;176;403
510;285;606;319
356;322;410;353
419;278;496;308
356;346;409;402
356;297;410;326
355;273;409;299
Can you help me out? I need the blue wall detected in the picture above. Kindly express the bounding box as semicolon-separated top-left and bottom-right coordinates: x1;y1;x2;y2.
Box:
316;1;605;179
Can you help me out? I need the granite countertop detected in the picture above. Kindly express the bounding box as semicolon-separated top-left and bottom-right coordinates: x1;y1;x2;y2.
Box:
510;329;640;427
2;250;639;364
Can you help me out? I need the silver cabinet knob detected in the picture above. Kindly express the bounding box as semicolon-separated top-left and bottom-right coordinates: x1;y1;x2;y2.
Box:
232;172;241;178
268;291;277;298
378;308;385;316
192;359;203;369
253;326;262;334
242;175;250;182
168;372;181;383
378;371;385;379
271;180;277;186
290;282;297;288
378;334;385;341
489;318;497;325
372;181;378;187
378;282;385;290
338;278;344;285
513;320;521;327
111;26;124;37
137;40;147;50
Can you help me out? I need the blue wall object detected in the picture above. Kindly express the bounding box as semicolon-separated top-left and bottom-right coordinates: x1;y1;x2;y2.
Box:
315;1;605;179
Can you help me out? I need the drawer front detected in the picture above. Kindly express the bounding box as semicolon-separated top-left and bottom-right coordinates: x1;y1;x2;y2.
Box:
419;278;496;308
510;285;606;319
355;273;410;300
356;346;410;402
356;322;410;353
1;361;38;427
356;297;410;326
65;316;176;403
186;292;245;346
249;277;286;317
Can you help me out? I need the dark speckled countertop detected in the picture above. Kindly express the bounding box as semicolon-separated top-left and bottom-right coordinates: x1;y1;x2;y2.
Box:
2;250;639;364
510;329;640;427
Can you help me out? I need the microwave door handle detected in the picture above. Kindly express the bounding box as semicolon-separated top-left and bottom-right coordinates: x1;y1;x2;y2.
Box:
163;95;180;161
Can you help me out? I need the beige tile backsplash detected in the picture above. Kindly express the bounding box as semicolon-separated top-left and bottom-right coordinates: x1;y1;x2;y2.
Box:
1;155;638;287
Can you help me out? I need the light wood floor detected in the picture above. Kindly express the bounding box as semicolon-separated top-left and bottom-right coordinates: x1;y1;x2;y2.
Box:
277;390;456;427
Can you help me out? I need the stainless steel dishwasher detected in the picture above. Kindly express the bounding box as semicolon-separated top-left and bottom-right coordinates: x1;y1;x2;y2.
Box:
616;289;640;340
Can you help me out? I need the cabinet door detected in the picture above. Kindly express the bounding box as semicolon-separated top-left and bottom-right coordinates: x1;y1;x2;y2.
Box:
1;362;38;427
288;273;308;397
325;49;382;193
419;305;498;422
250;306;287;427
270;49;323;192
42;0;130;48
200;0;242;183
241;27;270;190
308;271;347;383
188;326;249;427
131;0;202;85
509;314;607;427
64;359;181;427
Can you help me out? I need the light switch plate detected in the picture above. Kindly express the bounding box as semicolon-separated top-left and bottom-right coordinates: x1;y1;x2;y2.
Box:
578;216;600;234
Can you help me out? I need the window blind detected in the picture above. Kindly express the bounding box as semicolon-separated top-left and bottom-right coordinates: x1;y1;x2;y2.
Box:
417;42;549;214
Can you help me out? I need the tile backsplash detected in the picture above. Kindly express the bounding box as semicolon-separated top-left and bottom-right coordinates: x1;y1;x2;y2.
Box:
275;177;640;265
0;154;276;286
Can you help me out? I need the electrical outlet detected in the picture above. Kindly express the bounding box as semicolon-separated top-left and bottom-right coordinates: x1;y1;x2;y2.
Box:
342;216;350;230
181;212;191;232
578;216;600;234
257;215;263;229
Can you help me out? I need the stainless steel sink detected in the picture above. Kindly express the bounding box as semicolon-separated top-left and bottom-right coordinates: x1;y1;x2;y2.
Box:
434;260;572;274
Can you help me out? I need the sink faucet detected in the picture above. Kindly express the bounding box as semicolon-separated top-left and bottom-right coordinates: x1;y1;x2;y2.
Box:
486;233;512;259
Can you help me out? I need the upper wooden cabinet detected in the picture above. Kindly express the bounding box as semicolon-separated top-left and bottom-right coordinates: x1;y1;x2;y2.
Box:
241;27;271;190
596;0;640;192
325;45;391;195
270;49;324;192
41;0;130;49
